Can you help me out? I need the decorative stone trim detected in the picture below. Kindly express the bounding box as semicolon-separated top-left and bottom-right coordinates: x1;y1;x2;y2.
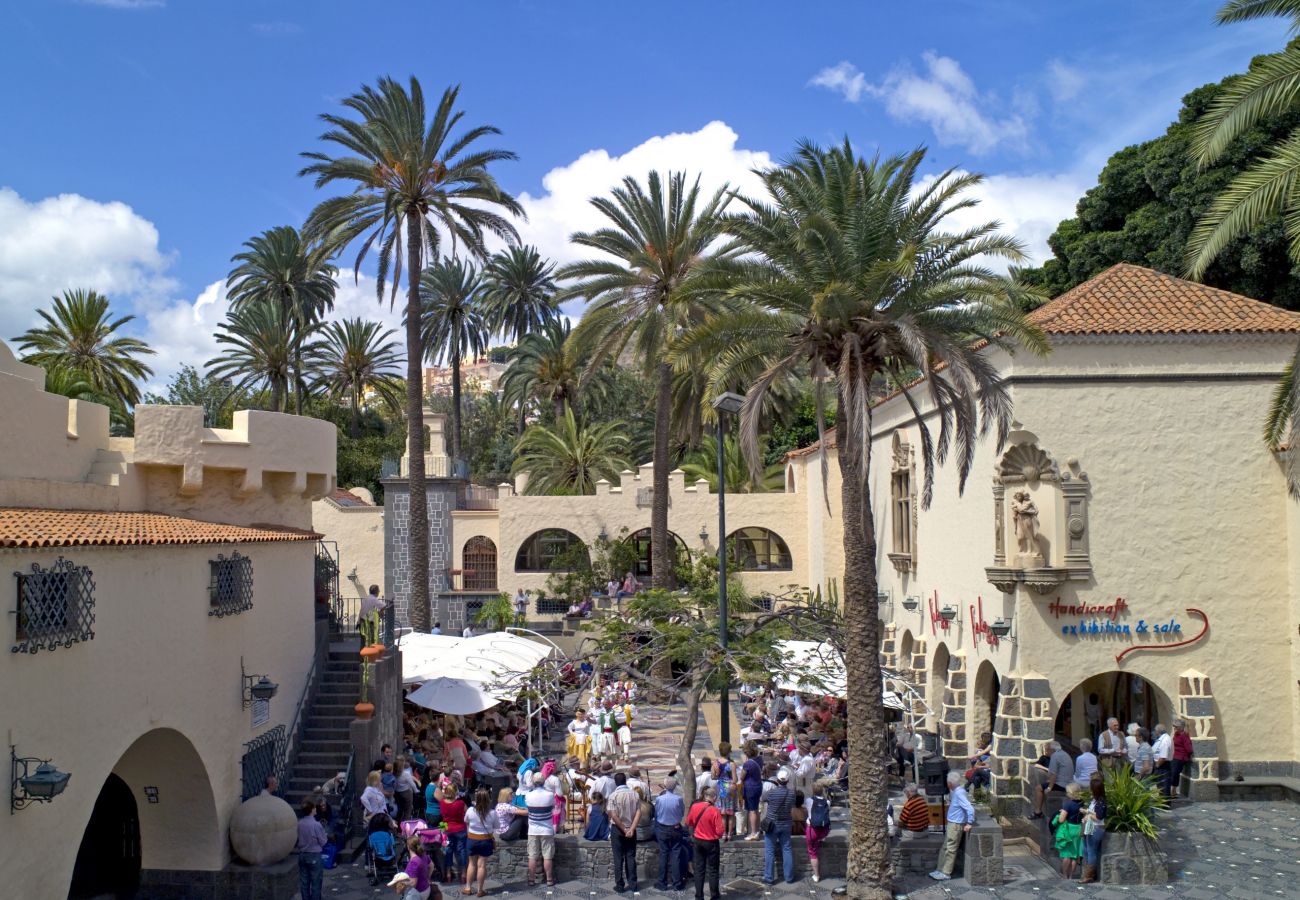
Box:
990;671;1054;814
1178;669;1220;801
940;653;969;759
887;552;913;574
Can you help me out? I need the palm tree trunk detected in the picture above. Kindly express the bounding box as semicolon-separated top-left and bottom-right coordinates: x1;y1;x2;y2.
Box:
677;675;705;803
349;391;362;439
271;378;285;414
518;397;528;435
293;346;303;416
450;334;463;465
837;389;892;900
651;361;673;589
405;215;431;634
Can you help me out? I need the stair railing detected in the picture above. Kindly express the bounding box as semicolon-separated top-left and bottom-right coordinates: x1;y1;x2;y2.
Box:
281;622;329;788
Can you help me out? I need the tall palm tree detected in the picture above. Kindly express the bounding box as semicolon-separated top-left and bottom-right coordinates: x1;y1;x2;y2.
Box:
226;225;337;415
1188;0;1300;494
512;405;630;495
692;141;1045;898
300;77;522;632
561;171;734;588
480;244;559;342
206;300;310;413
309;318;405;437
419;257;490;461
499;318;604;424
680;435;784;493
13;288;155;407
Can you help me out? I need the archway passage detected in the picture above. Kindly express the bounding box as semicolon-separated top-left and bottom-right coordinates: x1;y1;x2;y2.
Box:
1053;671;1171;749
69;773;141;899
626;528;686;579
972;660;1000;749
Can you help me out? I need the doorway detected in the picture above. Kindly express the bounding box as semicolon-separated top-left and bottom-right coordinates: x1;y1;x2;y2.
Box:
69;773;141;899
1053;671;1170;748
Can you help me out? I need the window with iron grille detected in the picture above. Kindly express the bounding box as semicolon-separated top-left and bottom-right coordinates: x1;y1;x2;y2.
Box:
462;537;497;591
209;552;253;617
12;557;96;654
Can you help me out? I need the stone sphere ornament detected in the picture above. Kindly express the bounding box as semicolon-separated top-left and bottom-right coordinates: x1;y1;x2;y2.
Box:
229;791;297;865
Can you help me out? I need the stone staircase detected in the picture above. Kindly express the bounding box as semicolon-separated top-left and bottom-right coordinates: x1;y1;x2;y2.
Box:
87;448;130;486
283;646;360;810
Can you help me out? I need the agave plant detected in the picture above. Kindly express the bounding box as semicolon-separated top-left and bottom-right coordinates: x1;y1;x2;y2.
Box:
1102;764;1169;839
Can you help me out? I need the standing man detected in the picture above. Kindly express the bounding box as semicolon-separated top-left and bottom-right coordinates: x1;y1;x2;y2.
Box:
653;777;686;892
607;773;642;894
1033;740;1074;819
591;760;616;802
929;770;975;881
524;774;557;887
1170;719;1193;799
761;770;796;885
359;584;385;645
615;699;637;763
686;786;724;900
295;798;329;900
1097;717;1127;769
1151;724;1173;795
513;588;529;626
598;699;619;759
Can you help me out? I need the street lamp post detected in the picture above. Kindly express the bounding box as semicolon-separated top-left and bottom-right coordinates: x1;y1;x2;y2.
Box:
711;391;745;746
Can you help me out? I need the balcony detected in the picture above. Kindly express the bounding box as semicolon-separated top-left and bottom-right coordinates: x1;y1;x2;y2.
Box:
456;484;498;511
382;455;471;480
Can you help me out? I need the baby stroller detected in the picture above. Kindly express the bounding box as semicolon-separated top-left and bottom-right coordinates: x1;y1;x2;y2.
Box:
365;813;409;885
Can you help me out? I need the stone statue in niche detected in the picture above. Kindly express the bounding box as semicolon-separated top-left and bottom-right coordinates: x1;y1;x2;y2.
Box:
1011;490;1045;568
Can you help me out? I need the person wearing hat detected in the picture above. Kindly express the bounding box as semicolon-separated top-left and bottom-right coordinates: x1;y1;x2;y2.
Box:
761;770;796;886
591;759;616;802
386;872;423;900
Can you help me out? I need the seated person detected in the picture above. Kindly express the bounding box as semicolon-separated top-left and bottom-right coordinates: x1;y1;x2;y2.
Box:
616;571;640;598
896;783;931;837
966;731;993;789
743;710;773;742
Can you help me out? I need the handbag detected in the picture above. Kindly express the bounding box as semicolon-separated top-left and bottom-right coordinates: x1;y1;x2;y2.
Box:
762;818;775;835
1083;817;1096;836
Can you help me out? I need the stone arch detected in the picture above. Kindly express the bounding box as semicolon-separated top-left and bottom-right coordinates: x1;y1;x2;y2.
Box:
898;630;915;668
1051;671;1175;748
971;659;1000;750
514;529;588;572
928;641;951;732
625;528;687;579
73;727;221;895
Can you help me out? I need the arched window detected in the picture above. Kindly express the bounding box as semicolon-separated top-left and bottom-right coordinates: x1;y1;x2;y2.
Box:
626;528;686;578
726;527;793;571
462;537;497;591
514;529;588;572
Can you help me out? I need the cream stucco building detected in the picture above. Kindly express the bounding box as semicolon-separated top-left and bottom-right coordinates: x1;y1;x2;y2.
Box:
317;264;1300;803
0;340;335;898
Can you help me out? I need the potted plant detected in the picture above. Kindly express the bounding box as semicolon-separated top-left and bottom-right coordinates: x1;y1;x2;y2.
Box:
476;591;517;632
355;661;374;720
360;644;384;664
1098;765;1169;884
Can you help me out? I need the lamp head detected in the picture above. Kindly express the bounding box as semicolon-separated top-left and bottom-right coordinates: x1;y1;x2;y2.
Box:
711;392;745;415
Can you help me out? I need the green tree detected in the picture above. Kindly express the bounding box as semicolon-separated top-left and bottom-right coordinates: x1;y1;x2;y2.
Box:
419;257;489;462
695;142;1045;898
512;405;630;495
142;364;250;428
309;318;404;437
424;381;516;485
13;288;155;407
562;171;734;588
680;434;785;493
480;244;559;343
499;318;604;424
226;225;337;415
207;300;311;412
301;77;522;632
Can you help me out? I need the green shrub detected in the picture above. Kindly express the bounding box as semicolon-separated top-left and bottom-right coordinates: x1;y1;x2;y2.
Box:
1102;764;1168;839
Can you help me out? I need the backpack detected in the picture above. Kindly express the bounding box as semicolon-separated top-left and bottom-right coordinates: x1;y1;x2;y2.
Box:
809;796;831;829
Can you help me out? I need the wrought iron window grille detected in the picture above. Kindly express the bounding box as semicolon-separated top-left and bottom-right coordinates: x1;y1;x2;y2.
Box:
11;557;95;654
240;725;285;800
209;552;253;618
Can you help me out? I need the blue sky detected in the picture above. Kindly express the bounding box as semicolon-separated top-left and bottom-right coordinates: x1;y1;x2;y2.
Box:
0;0;1285;388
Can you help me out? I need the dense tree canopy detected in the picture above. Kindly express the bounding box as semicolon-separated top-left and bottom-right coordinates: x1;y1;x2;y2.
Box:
1019;45;1300;309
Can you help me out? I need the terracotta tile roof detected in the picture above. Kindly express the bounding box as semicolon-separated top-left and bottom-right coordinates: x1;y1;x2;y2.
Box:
0;508;320;548
1027;263;1300;335
329;488;371;508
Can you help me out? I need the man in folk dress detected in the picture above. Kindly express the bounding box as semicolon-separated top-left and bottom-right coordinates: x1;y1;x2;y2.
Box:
615;700;638;763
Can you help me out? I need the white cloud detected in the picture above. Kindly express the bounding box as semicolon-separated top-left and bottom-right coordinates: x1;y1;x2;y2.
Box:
810;54;1031;155
512;121;774;289
0;187;176;343
1046;60;1085;103
915;169;1087;266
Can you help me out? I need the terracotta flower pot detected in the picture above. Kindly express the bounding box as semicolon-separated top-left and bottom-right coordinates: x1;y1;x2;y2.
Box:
360;645;384;664
354;702;375;720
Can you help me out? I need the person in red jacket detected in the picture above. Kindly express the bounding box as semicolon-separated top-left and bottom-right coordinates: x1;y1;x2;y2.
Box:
1169;719;1194;799
686;786;724;900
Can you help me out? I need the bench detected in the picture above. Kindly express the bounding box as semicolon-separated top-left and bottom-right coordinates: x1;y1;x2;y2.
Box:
1217;775;1300;803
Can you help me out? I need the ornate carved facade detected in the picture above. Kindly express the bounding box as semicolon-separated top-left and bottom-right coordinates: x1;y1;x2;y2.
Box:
888;432;918;574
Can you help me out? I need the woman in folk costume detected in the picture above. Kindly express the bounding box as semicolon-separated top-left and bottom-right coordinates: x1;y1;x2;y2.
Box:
614;700;637;762
566;708;591;768
595;700;619;759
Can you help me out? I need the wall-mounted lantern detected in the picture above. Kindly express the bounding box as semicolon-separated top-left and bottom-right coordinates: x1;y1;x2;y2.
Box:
240;657;279;709
939;605;958;622
10;747;71;813
902;596;920;611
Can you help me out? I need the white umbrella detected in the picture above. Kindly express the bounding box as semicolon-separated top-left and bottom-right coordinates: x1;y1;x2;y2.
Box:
398;633;466;684
406;677;505;715
774;639;905;709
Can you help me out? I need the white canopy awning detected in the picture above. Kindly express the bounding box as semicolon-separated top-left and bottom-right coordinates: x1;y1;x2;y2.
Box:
773;639;904;710
406;676;506;715
398;631;553;687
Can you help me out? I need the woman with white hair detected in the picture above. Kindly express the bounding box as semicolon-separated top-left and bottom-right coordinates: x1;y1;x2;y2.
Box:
928;771;975;881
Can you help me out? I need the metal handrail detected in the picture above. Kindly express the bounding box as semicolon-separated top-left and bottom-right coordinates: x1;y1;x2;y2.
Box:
280;626;327;782
338;748;357;838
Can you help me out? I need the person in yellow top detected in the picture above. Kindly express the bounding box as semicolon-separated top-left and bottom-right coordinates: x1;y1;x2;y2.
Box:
566;708;591;767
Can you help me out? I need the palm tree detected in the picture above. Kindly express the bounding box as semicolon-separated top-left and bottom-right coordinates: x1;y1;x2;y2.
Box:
206;300;308;413
1188;0;1300;494
500;318;605;424
13;288;155;407
512;405;630;495
480;245;559;342
419;257;490;462
692;141;1045;898
680;435;784;493
226;225;337;415
309;318;405;437
300;77;522;632
561;171;734;588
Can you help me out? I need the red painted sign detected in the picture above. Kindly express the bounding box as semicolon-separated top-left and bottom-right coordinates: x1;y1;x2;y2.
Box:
1115;608;1209;664
969;596;998;649
928;592;950;637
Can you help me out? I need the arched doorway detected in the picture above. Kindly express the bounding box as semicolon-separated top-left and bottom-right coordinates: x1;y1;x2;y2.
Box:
972;660;1000;749
462;536;497;591
1052;672;1172;749
69;773;141;899
626;528;687;579
928;642;951;734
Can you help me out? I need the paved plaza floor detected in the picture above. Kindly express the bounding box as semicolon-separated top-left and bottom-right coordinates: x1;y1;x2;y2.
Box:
315;696;1300;899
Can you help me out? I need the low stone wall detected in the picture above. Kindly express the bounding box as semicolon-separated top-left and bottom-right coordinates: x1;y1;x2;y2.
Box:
138;858;297;900
891;816;1002;886
483;832;847;883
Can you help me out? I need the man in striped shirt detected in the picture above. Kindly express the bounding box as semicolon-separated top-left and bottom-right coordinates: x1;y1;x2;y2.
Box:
897;783;931;837
524;781;556;887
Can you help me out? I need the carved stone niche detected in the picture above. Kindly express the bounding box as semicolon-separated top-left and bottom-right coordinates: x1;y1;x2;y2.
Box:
985;432;1092;594
887;432;918;574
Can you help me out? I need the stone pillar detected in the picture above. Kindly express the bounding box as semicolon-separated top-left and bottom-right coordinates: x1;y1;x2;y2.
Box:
964;818;1004;886
909;638;927;691
941;653;969;760
1178;669;1220;801
990;671;1053;814
880;622;899;675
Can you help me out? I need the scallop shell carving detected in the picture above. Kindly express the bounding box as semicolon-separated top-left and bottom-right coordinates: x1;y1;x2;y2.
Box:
997;443;1059;483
